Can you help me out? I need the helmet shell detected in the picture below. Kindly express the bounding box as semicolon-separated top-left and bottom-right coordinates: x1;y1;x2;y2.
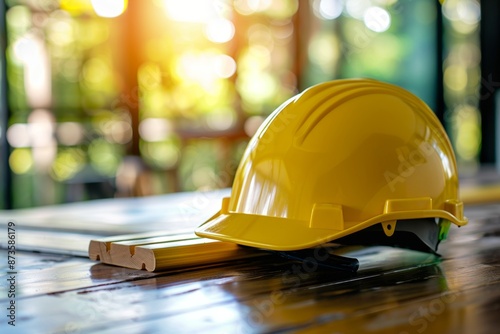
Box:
196;79;467;251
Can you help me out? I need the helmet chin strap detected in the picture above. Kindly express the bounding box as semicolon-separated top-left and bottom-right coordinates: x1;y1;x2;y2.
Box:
334;218;441;253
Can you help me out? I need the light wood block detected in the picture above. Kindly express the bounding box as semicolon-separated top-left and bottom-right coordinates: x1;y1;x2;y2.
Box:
88;231;261;271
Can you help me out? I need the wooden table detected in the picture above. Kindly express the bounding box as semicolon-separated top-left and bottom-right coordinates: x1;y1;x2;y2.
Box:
1;189;500;333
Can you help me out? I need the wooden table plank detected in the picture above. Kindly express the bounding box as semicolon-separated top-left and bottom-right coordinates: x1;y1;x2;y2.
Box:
1;198;500;333
0;189;230;257
3;244;499;333
0;189;230;234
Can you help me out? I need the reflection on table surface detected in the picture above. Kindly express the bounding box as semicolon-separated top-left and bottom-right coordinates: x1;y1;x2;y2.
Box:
0;187;499;333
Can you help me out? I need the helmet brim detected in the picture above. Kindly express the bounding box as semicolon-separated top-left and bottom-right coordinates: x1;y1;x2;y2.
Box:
196;213;348;251
196;212;452;252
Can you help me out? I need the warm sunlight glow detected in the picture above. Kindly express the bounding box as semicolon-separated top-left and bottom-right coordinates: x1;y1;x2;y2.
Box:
139;118;173;142
91;0;128;18
312;0;343;20
363;6;391;32
214;55;237;78
14;35;52;108
205;18;235;43
164;0;218;22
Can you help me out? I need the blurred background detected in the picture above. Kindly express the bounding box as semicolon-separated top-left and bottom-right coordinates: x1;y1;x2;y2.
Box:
0;0;497;209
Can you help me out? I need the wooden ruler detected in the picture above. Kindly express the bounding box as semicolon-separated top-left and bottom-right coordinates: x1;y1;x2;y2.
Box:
88;230;262;272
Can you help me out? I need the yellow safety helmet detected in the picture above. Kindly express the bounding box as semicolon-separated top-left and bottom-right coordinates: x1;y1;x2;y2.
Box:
196;79;468;252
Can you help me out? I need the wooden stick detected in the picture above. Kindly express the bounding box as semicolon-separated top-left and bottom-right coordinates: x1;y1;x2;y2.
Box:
88;231;260;272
